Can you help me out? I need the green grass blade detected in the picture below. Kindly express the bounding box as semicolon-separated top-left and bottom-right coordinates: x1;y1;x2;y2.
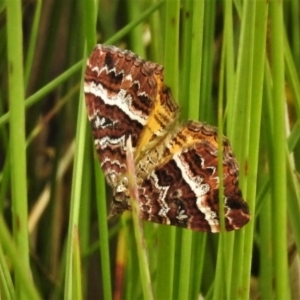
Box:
64;76;87;299
126;139;153;300
226;2;256;298
187;1;204;120
6;0;30;296
269;1;291;298
213;5;227;298
241;2;268;299
155;1;180;299
72;227;83;300
178;1;205;299
24;0;42;88
95;165;113;300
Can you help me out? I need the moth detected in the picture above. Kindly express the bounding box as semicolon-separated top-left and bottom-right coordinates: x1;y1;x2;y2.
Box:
84;44;250;232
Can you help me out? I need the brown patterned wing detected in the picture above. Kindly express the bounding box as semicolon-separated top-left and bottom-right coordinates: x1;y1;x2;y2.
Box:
137;121;250;232
84;44;250;232
84;44;179;188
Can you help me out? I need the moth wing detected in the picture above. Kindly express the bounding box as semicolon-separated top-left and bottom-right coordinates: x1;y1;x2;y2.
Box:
137;121;250;232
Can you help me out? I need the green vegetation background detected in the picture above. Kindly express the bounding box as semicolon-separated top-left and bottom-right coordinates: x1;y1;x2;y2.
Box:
1;0;300;299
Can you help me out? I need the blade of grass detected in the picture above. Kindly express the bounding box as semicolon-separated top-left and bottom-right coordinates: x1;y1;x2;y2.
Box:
24;0;42;88
0;155;10;211
80;1;96;296
84;0;98;53
290;0;300;70
199;0;216;123
259;194;273;299
284;31;300;116
78;134;92;296
228;1;256;298
269;1;290;298
64;74;87;299
179;0;193;118
148;1;164;64
94;164;113;300
286;146;300;252
213;48;225;300
127;0;145;57
6;0;30;296
213;2;227;297
221;3;236;295
186;1;204;120
72;227;83;300
241;2;268;299
126;138;153;300
155;1;180;299
287;120;300;151
178;1;204;299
